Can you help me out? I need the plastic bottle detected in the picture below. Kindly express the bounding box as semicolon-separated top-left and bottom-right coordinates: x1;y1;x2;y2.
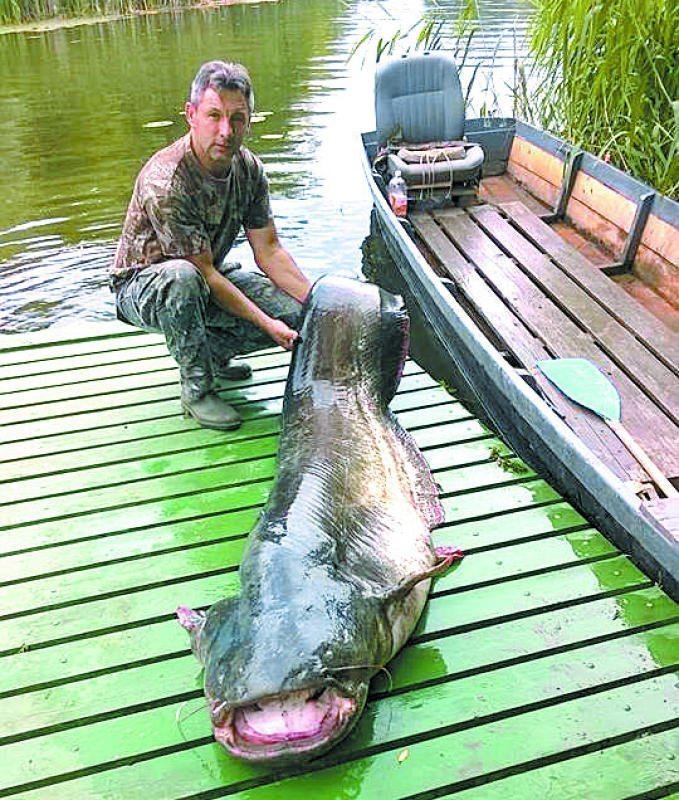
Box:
387;171;408;218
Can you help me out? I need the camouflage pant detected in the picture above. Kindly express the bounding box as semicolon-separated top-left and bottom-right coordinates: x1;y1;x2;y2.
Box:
115;259;302;400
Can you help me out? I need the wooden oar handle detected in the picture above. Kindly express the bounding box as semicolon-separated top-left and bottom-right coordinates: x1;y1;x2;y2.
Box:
606;418;678;498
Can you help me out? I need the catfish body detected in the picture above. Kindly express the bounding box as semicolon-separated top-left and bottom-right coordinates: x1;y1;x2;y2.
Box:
177;276;460;763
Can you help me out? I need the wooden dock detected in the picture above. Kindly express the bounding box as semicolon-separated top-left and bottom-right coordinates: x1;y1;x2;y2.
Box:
1;325;678;799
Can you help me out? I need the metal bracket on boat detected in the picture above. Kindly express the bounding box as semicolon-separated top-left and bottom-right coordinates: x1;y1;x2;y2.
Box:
624;479;659;502
601;191;656;276
399;217;415;236
440;277;463;301
540;147;585;224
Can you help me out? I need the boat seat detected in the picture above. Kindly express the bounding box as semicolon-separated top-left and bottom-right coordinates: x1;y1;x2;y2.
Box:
375;52;484;192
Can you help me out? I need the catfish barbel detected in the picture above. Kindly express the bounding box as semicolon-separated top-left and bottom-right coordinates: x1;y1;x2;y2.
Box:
177;275;462;763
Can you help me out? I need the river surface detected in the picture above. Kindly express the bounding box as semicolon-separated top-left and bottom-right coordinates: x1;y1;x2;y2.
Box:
0;0;530;333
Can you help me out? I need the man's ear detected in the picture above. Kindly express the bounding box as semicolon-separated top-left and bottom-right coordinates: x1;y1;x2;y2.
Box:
185;101;195;127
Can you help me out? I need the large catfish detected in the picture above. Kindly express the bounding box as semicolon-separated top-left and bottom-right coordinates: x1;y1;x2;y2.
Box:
176;275;462;763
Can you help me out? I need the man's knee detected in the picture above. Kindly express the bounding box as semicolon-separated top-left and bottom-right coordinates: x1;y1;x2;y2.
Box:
157;260;209;305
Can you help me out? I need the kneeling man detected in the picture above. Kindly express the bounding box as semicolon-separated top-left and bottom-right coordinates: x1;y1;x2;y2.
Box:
110;60;311;430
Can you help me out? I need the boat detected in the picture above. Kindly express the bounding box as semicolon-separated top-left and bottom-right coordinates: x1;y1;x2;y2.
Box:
360;52;679;599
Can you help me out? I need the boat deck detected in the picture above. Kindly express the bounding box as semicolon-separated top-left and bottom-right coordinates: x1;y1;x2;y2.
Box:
1;325;678;799
410;177;679;500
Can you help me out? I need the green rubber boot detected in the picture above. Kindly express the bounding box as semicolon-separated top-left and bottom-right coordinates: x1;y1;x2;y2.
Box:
181;391;241;431
214;361;252;381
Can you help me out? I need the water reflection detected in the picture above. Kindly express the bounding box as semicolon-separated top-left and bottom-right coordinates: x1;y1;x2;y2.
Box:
0;0;530;332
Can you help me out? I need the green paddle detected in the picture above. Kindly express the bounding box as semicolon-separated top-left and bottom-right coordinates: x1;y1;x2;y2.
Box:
537;357;677;498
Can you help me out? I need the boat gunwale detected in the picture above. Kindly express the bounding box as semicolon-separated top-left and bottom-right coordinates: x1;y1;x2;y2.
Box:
513;120;679;228
360;129;679;600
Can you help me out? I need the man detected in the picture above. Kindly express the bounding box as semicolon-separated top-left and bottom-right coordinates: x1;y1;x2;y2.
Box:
110;60;311;430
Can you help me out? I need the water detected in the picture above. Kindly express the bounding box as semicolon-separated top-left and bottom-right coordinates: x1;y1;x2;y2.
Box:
0;0;530;333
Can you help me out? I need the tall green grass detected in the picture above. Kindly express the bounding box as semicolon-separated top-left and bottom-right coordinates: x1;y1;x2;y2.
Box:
0;0;186;25
350;0;493;113
354;0;678;196
518;0;679;197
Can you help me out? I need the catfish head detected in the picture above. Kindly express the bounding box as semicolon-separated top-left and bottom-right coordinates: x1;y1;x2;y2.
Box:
176;587;392;763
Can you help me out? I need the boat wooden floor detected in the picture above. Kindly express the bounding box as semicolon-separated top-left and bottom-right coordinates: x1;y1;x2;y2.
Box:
1;325;678;799
410;180;679;497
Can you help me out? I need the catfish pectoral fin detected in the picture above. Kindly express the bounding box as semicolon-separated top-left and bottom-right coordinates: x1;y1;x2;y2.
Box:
432;545;465;572
382;547;465;603
176;605;208;661
176;605;206;632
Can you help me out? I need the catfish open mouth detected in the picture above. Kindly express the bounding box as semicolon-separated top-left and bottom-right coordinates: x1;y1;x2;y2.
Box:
212;687;358;762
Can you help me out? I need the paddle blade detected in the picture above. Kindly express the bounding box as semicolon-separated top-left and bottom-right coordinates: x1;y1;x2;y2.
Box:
537;358;621;422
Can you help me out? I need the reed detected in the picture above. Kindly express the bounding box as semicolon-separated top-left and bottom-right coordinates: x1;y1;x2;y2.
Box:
354;0;678;196
516;0;679;196
350;0;489;111
0;0;186;25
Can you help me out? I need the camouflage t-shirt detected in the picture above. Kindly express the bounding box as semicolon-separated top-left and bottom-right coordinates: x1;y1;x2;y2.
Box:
110;134;272;287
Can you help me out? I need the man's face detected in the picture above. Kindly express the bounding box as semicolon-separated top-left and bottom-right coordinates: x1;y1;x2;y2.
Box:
186;87;250;176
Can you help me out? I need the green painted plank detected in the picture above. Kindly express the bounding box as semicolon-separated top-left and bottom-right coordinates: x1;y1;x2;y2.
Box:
448;500;587;549
233;676;679;800
442;476;561;521
0;323;153;358
0;570;233;655
2;515;603;621
0;394;284;446
2;329;676;800
437;729;679;800
0;347;287;385
0;522;609;620
0;364;284;411
0;475;558;558
1;416;489;505
1;508;260;584
1;453;276;529
1;622;676;791
378;585;679;693
0;384;457;458
2;434;505;576
0;384;456;462
1;450;528;531
2;617;675;748
420;554;650;635
2;401;469;483
0;369;437;427
0;550;645;658
3;414;283;484
0;343;170;381
2;582;673;701
0;358;423;409
10;464;576;587
0;351;173;390
4;671;676;799
0;346;384;405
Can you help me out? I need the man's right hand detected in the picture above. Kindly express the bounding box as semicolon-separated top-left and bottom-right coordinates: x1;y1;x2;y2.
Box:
265;318;299;350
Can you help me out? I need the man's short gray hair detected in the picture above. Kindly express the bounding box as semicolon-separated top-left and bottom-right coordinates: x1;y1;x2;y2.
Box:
189;60;255;113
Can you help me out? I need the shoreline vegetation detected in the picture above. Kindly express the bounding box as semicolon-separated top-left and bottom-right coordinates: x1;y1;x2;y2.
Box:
354;0;678;197
0;0;277;34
